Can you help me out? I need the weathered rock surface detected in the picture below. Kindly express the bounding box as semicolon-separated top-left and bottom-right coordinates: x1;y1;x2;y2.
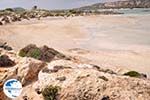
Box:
22;59;149;100
17;58;46;86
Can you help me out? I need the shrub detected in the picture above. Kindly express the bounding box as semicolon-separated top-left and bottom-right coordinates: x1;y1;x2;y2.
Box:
5;8;14;12
124;71;141;78
32;5;38;10
27;48;41;59
19;44;41;59
69;9;77;14
42;85;61;100
19;50;26;57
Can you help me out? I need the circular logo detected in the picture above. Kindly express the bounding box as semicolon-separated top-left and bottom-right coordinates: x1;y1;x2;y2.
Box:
3;79;22;99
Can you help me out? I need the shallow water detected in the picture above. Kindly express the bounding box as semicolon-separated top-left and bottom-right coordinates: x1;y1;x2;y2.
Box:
72;14;150;52
99;8;150;15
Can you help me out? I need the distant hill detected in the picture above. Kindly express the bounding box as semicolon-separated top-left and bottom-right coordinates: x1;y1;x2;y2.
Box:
77;0;150;10
2;7;26;13
13;7;26;13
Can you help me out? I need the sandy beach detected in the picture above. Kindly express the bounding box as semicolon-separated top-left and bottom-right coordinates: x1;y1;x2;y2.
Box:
0;14;150;77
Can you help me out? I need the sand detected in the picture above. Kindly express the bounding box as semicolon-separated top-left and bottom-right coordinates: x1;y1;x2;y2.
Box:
0;14;150;77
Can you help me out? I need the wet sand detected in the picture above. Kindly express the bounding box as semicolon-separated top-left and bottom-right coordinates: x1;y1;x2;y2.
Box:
0;14;150;76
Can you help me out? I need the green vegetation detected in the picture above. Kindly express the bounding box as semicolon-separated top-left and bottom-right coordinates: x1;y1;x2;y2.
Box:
124;71;141;78
5;8;14;12
42;85;61;100
69;9;77;14
27;48;41;59
18;44;41;59
13;7;26;13
19;48;41;59
18;50;26;57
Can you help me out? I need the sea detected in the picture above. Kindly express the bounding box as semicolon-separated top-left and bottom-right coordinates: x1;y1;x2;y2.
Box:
99;8;150;15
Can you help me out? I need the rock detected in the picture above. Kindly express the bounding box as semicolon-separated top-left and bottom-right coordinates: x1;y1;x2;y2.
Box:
0;90;9;100
20;14;30;20
19;44;69;62
93;65;116;74
56;76;66;82
101;96;110;100
11;15;21;22
0;42;7;48
40;45;69;61
0;21;3;25
0;55;15;67
35;60;150;100
17;58;46;86
3;46;13;51
98;76;109;81
0;42;13;51
35;88;42;95
0;77;6;100
42;65;67;73
22;96;29;100
1;16;10;24
0;45;149;100
0;64;17;100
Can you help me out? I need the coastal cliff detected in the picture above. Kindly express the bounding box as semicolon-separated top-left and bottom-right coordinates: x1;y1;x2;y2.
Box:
78;0;150;10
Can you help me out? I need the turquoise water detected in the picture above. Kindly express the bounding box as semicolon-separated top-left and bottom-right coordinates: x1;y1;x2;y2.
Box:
99;8;150;15
116;8;150;14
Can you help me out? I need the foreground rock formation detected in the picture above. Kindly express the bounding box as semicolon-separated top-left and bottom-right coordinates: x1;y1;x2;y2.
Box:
0;45;150;100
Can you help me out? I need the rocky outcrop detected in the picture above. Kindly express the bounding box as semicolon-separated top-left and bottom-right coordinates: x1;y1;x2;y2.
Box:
30;59;150;100
0;55;15;67
1;16;10;24
19;44;70;62
17;58;46;86
0;46;150;100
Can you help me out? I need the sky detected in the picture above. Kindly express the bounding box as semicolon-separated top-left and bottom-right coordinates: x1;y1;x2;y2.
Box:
0;0;119;10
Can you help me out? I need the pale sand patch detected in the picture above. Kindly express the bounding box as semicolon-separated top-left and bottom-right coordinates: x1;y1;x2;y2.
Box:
0;15;150;76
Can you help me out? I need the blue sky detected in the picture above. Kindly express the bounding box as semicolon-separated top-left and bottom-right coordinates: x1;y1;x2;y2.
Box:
0;0;119;10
